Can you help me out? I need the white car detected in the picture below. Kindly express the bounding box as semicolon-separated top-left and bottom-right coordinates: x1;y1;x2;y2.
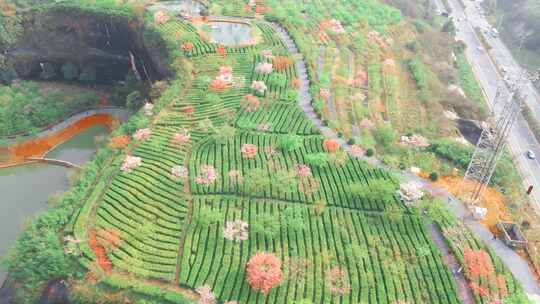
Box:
477;46;484;52
527;150;536;160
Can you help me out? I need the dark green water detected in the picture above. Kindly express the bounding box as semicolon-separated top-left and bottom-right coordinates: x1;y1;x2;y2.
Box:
0;125;108;283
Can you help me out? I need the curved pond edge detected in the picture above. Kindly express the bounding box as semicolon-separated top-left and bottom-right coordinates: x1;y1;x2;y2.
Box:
0;107;128;169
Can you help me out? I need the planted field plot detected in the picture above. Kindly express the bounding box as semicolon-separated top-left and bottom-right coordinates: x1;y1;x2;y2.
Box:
190;132;397;211
74;13;463;304
179;197;460;304
234;102;318;135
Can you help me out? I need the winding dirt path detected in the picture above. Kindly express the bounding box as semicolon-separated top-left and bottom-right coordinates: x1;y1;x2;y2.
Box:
270;21;480;302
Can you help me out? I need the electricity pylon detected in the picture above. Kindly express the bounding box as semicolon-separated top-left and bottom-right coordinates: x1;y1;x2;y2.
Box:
461;81;522;204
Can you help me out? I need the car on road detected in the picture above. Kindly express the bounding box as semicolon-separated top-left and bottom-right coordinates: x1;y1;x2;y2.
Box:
527;150;536;160
477;46;484;52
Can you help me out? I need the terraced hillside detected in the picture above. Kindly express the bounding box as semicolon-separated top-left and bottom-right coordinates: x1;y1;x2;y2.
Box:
71;12;463;304
1;1;533;304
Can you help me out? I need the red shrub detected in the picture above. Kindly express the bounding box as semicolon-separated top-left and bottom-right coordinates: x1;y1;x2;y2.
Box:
216;45;227;56
291;78;301;89
469;282;490;297
182;42;194;52
183;105;195;116
109;135;130;150
255;5;267;14
97;229;122;249
463;247;495;280
88;230;112;273
496;274;508;298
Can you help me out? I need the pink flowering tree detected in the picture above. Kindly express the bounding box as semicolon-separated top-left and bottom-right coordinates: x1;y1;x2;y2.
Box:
154;10;170;25
219;66;233;75
223;220;249;242
210;78;230;91
121;155;141;173
172;129;191;145
133;128;152;142
349;145;365;158
246;252;283;294
195;285;216;304
295;164;312;177
255;62;273;74
327;19;345;34
207;66;234;92
241;94;261;113
217;66;233;84
195;165;218;185
241;144;258;159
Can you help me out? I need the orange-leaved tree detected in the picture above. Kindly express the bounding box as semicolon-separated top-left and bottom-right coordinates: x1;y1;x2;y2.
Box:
109;135;130;150
323;139;340;153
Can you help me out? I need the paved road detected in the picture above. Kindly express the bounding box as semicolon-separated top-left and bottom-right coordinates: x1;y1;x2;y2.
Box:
462;0;540;118
447;0;540;208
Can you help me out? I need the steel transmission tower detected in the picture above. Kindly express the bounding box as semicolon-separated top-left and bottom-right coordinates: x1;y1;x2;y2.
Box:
461;82;522;204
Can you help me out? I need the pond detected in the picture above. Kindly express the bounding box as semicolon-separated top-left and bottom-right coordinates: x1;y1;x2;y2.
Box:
0;125;109;284
147;0;206;16
208;21;253;46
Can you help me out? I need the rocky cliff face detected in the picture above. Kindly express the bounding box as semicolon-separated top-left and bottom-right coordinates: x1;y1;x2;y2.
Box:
5;8;169;83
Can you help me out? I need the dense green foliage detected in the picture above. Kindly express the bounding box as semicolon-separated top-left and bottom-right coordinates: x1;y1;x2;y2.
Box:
407;57;431;102
456;52;486;107
347;178;398;204
0;82;100;137
266;0;402;33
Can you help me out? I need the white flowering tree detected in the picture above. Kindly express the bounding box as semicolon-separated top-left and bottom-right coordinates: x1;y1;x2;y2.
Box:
255;62;273;74
223;220;249;242
171;165;188;180
196;285;216;304
143;103;154;116
397;181;424;206
251;81;267;95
